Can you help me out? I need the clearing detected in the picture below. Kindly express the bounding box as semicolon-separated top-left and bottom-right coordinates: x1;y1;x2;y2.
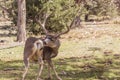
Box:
0;22;120;80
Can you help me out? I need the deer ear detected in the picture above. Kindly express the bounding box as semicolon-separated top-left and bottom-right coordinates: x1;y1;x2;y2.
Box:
55;35;60;39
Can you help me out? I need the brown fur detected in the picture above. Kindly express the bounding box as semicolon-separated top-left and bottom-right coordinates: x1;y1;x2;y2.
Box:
22;37;44;80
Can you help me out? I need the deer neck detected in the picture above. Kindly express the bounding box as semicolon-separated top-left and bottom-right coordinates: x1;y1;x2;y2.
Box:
52;47;59;53
51;40;60;58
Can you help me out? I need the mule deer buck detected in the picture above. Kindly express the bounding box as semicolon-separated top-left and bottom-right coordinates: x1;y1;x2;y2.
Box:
36;13;75;80
22;13;75;80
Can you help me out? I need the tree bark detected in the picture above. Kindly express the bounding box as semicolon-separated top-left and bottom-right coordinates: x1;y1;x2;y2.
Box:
17;0;26;42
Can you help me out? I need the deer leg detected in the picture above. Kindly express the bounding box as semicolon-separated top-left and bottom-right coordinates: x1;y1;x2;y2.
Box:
36;56;44;80
48;60;62;80
46;60;52;80
22;58;30;80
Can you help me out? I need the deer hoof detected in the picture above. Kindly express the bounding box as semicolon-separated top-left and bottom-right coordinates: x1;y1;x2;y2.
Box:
57;77;62;80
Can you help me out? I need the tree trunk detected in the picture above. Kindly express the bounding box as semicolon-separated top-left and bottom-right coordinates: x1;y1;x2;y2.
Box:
85;14;89;21
17;0;26;42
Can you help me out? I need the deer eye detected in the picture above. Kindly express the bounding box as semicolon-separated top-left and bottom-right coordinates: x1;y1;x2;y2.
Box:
49;38;54;41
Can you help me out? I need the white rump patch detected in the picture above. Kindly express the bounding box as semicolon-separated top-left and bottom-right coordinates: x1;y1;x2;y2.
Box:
34;39;43;50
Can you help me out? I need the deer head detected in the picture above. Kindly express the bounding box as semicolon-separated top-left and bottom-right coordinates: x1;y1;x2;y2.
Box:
36;13;75;48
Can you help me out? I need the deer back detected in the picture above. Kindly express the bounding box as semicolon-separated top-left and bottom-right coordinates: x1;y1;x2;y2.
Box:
24;37;44;62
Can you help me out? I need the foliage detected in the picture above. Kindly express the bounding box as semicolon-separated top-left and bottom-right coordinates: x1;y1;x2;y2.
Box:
12;0;78;35
2;0;119;34
97;0;118;16
81;0;118;21
0;0;18;25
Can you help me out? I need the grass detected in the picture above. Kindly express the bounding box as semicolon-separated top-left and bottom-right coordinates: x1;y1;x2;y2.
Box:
0;23;120;80
0;35;120;80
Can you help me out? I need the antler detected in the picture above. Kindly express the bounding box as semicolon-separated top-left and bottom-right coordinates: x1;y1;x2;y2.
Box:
56;17;75;37
36;13;50;35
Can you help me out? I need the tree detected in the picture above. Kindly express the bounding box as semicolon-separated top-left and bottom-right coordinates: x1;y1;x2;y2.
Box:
4;0;119;36
79;0;118;21
0;0;26;42
25;0;79;34
17;0;26;42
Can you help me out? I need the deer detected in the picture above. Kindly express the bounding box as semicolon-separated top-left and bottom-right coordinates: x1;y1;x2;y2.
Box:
35;13;75;80
22;12;75;80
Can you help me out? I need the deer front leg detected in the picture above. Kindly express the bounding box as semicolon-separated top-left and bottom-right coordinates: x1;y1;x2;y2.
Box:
36;56;44;80
46;60;52;80
48;60;62;80
22;58;30;80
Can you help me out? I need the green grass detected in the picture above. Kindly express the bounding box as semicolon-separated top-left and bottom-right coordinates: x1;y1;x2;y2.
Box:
0;35;120;80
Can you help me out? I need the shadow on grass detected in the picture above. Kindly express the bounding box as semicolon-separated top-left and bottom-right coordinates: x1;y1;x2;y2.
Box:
56;56;120;80
0;60;24;80
0;25;16;38
0;56;120;80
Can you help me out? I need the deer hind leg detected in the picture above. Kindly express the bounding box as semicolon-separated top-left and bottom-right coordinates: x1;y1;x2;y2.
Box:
22;57;30;80
48;60;62;80
36;56;44;80
22;49;36;80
